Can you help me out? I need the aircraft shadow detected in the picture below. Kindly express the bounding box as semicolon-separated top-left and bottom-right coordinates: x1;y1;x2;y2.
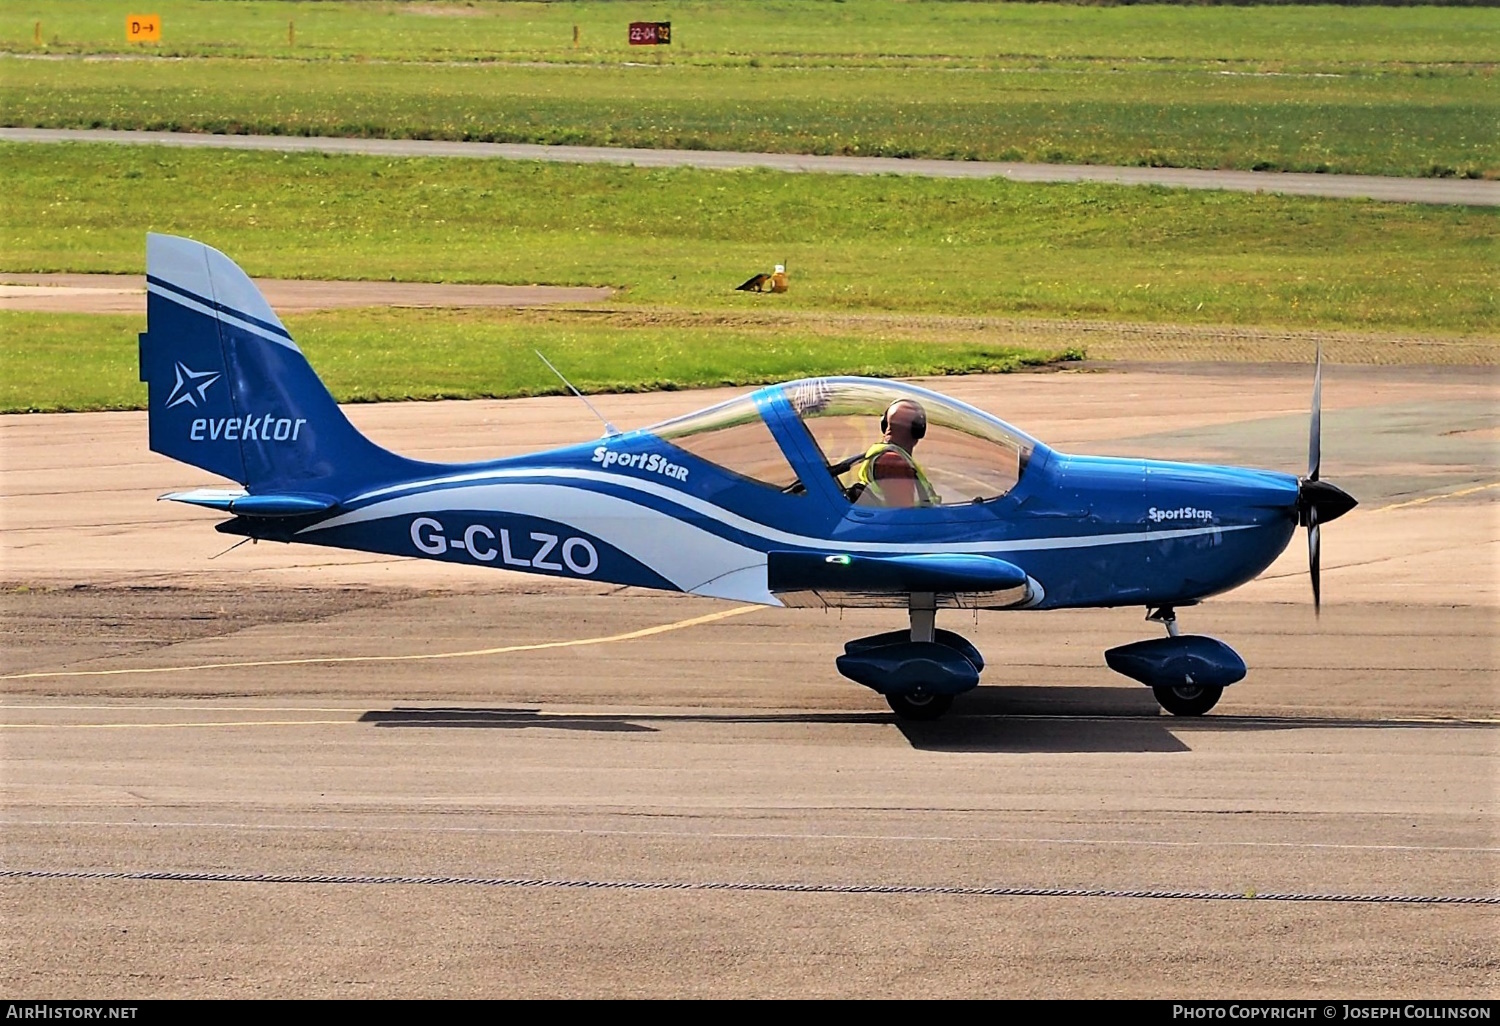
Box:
359;707;657;733
359;706;891;731
358;693;1486;754
359;699;1186;753
905;686;1494;753
903;686;1189;753
958;685;1163;718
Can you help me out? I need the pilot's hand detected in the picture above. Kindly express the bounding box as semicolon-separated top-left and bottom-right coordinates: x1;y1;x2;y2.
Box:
827;454;861;476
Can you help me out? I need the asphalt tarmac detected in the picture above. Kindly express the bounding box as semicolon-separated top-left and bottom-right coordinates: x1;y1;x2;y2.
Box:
2;364;1496;997
5;127;1497;207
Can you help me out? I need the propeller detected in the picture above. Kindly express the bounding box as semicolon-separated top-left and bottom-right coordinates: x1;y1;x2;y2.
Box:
1308;343;1322;483
1296;345;1357;614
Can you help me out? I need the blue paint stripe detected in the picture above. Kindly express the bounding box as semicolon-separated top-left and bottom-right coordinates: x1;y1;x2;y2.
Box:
336;472;1159;556
145;274;294;341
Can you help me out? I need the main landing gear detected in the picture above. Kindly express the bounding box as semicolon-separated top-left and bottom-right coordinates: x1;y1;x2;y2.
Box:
834;593;984;721
885;691;954;722
1104;606;1247;716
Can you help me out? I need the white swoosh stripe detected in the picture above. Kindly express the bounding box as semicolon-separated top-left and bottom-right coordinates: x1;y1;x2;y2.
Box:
147;285;298;352
336;469;1255;555
303;482;774;604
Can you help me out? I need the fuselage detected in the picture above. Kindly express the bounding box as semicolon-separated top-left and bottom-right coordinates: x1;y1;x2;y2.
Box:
225;378;1302;611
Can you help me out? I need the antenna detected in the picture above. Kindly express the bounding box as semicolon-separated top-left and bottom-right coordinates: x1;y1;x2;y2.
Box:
534;350;619;436
208;536;253;560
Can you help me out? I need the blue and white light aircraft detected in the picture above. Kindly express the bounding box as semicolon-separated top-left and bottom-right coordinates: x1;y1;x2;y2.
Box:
139;234;1356;720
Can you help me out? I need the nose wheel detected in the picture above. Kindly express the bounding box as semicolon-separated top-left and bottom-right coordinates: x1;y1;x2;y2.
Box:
1152;683;1223;717
1110;606;1238;717
1145;607;1222;714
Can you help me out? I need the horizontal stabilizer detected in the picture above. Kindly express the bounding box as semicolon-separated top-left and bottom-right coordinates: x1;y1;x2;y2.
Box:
162;488;338;517
767;550;1036;609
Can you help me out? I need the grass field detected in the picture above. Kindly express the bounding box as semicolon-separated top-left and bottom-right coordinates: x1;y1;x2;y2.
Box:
3;2;1496;177
0;307;1075;413
5;145;1493;332
4;0;1497;414
3;141;1494;412
6;1;1497;68
7;58;1493;178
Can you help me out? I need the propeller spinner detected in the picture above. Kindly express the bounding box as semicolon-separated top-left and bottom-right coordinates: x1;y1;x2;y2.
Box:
1296;346;1358;612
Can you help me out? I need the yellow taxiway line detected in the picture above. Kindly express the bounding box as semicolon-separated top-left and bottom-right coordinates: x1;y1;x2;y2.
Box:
0;603;760;681
0;719;354;730
1374;480;1500;513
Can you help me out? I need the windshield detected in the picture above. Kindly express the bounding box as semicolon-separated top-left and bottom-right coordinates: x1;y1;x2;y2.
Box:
647;393;801;491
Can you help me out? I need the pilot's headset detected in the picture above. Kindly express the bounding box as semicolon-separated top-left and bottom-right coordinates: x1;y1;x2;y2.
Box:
881;399;926;440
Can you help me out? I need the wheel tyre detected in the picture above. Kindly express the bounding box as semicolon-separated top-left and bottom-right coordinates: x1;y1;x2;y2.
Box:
886;692;954;721
1152;683;1224;716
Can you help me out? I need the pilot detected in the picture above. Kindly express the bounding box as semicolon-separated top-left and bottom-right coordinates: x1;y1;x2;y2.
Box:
852;399;941;507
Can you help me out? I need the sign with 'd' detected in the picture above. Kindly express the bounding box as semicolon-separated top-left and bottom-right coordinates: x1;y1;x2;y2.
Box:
126;14;160;42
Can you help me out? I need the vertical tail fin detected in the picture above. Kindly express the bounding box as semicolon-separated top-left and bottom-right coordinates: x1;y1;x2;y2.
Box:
137;234;420;497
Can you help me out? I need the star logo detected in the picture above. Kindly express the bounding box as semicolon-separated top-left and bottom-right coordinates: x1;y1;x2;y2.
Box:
164;362;222;409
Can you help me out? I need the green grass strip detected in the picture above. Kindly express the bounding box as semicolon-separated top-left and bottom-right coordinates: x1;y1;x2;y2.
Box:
6;1;1497;69
0;309;1078;414
5;55;1494;179
3;145;1494;335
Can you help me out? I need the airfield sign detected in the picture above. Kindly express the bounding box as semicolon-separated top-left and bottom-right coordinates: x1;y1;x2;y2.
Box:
125;14;160;43
629;22;671;45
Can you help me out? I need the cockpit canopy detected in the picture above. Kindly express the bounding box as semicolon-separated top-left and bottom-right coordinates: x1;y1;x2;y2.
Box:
785;378;1037;506
647;378;1038;507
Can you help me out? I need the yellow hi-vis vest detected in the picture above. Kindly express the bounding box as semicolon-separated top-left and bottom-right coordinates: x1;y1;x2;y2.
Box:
854;443;941;507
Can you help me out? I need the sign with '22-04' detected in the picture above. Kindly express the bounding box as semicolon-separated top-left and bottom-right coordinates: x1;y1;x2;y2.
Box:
629;21;671;45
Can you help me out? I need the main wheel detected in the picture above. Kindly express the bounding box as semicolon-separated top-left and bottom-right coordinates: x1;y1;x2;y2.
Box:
1152;684;1224;716
886;692;954;721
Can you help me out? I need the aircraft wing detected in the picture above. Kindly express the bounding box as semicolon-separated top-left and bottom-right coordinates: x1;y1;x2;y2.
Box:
766;550;1040;609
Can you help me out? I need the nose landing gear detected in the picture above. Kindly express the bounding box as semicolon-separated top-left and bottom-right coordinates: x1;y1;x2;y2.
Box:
1104;606;1244;717
1143;607;1224;716
1152;682;1223;717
